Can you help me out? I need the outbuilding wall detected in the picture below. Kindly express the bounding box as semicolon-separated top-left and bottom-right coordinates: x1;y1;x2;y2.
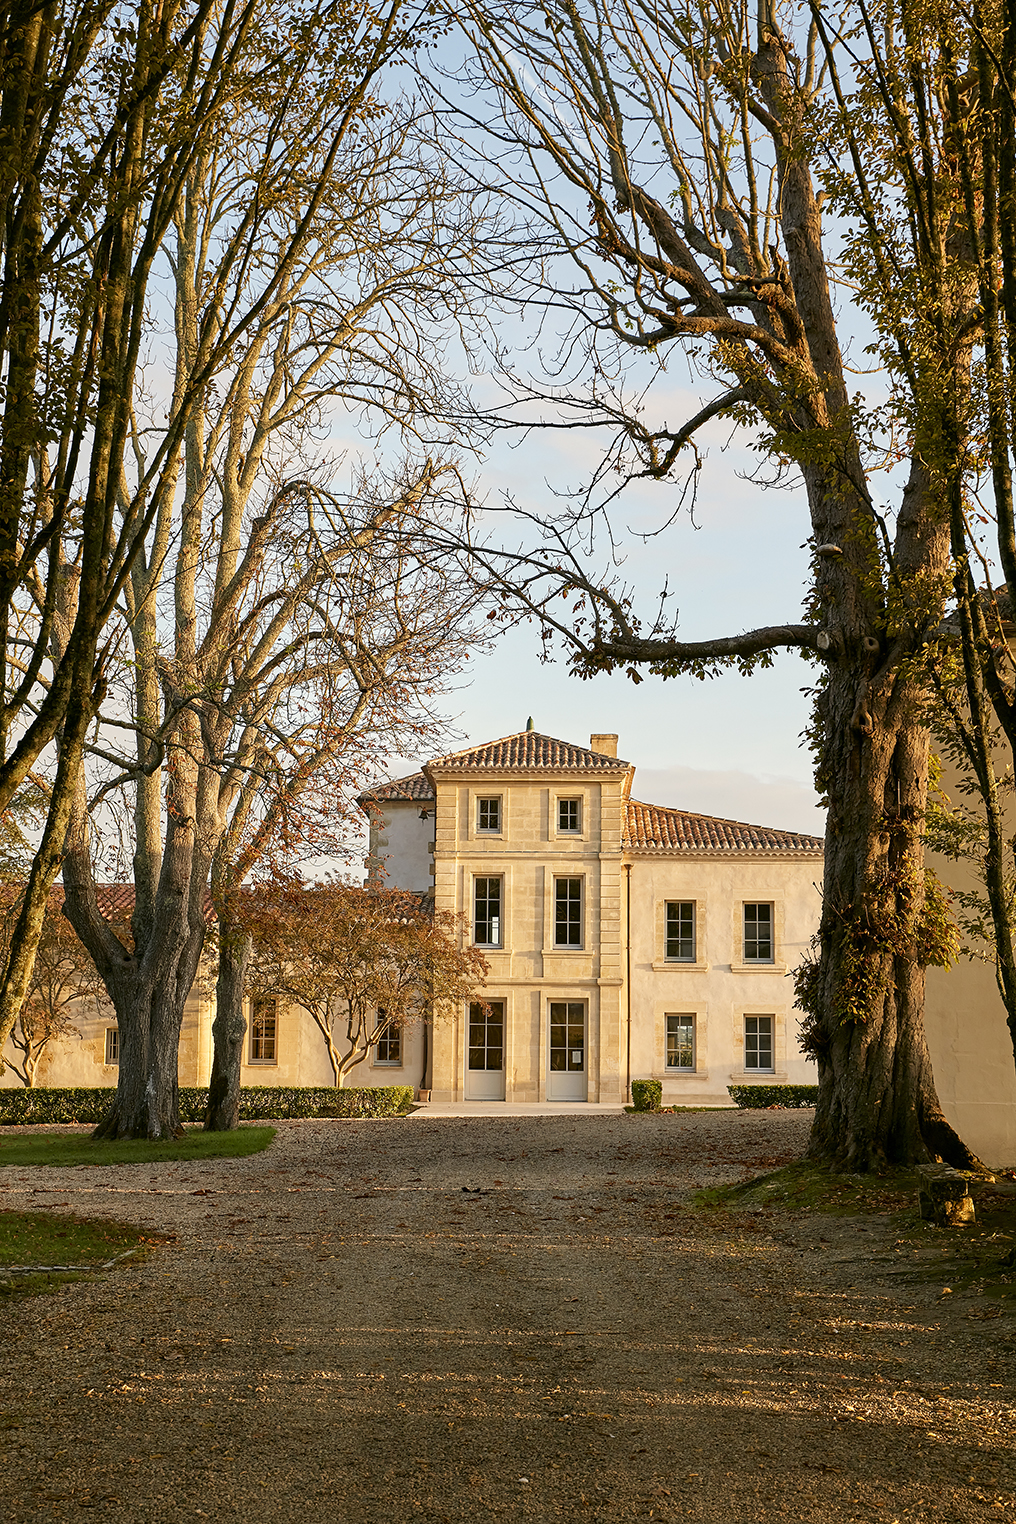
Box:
624;854;820;1105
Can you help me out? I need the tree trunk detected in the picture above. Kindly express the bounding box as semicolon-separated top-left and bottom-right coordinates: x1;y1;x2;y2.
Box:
93;982;188;1141
205;922;251;1132
805;652;985;1171
327;1029;343;1086
62;786;207;1141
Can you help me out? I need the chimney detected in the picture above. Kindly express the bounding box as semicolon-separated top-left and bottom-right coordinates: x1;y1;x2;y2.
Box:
590;733;618;757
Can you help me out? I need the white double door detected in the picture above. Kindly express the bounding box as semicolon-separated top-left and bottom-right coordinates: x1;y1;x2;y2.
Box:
547;1001;587;1101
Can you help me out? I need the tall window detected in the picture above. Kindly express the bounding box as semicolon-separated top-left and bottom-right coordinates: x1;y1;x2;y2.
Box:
554;877;583;946
375;1017;401;1065
665;902;695;961
744;1014;774;1072
743;903;774;962
477;797;501;833
249;996;278;1063
666;1013;695;1069
104;1027;119;1066
474;877;503;946
557;798;581;833
468;1000;504;1071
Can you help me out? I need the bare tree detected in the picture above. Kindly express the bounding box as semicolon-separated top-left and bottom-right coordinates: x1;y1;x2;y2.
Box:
0;0;352;1064
420;0;991;1169
203;489;483;1130
59;45;492;1137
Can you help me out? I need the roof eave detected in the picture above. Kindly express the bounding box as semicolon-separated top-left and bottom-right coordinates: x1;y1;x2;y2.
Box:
622;845;824;859
425;762;633;781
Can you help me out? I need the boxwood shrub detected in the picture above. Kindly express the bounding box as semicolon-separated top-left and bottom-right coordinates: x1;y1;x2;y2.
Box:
727;1084;818;1110
0;1084;415;1126
631;1078;663;1112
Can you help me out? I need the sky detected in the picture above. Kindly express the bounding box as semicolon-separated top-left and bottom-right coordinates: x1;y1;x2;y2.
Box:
374;378;827;838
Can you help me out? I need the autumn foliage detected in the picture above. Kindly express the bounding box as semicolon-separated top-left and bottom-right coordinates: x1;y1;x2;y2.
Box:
242;879;488;1086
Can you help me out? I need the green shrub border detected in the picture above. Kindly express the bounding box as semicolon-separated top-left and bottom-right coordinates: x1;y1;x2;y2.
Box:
631;1078;663;1113
727;1084;818;1110
0;1085;415;1126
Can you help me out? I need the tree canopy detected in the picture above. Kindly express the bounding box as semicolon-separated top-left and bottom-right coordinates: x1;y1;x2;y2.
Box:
414;0;1010;1168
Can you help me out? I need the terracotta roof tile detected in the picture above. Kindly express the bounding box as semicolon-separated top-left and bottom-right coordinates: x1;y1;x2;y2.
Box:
428;730;629;771
359;771;435;804
623;799;823;854
44;884;216;921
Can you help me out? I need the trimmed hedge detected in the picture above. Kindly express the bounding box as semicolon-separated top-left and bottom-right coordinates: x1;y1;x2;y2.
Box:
727;1084;818;1110
631;1078;663;1113
0;1084;416;1126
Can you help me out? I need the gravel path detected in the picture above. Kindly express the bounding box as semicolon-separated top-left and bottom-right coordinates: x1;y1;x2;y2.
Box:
0;1110;1013;1523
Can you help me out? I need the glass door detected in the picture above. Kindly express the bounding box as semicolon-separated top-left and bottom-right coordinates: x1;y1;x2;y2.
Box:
465;1000;506;1100
547;1001;586;1101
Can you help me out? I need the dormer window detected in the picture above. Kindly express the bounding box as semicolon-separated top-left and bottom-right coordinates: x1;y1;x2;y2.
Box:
477;797;502;833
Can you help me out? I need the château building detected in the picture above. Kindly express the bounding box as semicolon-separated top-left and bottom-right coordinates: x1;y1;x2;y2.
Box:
7;723;1014;1166
360;727;824;1105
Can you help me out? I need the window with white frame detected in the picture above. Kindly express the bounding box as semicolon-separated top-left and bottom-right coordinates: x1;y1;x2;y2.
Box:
665;901;695;961
474;876;503;946
665;1012;695;1070
476;796;501;833
744;1014;774;1072
557;797;581;833
249;996;278;1063
743;903;774;962
104;1027;119;1065
374;1016;401;1066
554;876;583;946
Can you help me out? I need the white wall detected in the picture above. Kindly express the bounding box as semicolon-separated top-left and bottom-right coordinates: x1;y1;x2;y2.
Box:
373;801;434;892
925;756;1016;1168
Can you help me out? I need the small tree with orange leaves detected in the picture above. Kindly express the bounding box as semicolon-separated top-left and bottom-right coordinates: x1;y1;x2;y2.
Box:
243;879;487;1086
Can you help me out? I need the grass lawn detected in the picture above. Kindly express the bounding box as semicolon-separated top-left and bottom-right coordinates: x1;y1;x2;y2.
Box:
0;1209;151;1267
0;1125;275;1169
0;1208;163;1299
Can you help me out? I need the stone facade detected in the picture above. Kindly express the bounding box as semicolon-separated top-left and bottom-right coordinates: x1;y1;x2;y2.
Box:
362;728;824;1105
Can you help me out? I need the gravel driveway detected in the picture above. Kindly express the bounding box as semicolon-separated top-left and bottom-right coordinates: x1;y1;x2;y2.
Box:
0;1109;1013;1523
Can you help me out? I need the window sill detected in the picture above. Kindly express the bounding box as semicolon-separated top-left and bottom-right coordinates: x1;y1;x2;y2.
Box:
246;1060;278;1067
652;960;709;972
544;945;587;955
730;962;787;975
663;1068;710;1080
731;1070;787;1082
372;1062;403;1069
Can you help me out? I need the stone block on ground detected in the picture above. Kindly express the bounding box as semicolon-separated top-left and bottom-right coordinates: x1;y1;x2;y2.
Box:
916;1163;976;1226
